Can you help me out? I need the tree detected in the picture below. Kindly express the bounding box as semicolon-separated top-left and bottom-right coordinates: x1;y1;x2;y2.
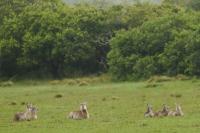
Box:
187;0;200;11
108;10;200;80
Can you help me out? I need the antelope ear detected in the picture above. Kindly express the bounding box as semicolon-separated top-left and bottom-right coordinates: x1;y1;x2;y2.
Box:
164;104;169;108
176;104;181;109
26;103;31;108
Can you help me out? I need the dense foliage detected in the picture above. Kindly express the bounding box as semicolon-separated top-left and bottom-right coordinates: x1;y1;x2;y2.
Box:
108;10;200;80
0;0;199;79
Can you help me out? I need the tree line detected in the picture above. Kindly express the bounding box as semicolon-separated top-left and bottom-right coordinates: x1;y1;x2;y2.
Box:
0;0;199;79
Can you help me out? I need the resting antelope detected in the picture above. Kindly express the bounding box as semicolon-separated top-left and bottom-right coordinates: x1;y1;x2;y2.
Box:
144;104;154;117
14;104;38;121
154;104;169;117
68;103;89;120
145;104;170;117
168;104;184;116
28;105;38;120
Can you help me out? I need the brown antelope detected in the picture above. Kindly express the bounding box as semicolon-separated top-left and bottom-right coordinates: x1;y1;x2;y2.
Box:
154;104;169;117
168;104;184;116
14;104;38;121
144;104;154;117
27;105;38;120
68;103;89;120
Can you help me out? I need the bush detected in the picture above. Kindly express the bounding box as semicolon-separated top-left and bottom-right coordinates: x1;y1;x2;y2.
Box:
0;81;14;87
147;76;173;83
108;10;200;80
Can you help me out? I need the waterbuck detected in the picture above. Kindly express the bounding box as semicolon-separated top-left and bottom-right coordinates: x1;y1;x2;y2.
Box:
14;104;38;121
144;104;154;117
68;103;89;120
168;104;184;116
154;104;169;117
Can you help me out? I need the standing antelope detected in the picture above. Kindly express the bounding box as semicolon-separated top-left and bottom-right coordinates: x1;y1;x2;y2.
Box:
14;104;38;121
168;104;184;116
68;103;89;120
144;104;154;117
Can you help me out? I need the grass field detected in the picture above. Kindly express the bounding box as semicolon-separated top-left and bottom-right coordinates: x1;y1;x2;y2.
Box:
0;77;200;133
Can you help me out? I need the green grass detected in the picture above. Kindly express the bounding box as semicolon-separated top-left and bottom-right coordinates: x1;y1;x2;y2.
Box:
0;79;200;133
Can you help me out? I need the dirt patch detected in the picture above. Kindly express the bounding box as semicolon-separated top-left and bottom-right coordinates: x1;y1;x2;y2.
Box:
102;97;106;101
21;102;26;105
55;94;63;98
111;96;120;100
145;83;162;88
10;101;17;105
170;94;182;98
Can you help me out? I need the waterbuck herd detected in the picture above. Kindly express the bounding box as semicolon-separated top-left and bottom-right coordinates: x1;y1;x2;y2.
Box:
13;101;183;122
144;103;184;117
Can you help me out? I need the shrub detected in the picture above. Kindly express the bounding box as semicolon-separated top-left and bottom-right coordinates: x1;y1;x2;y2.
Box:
0;81;14;87
78;81;89;86
108;11;200;80
147;76;173;83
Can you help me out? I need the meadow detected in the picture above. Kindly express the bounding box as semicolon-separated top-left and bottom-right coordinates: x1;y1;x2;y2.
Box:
0;77;200;133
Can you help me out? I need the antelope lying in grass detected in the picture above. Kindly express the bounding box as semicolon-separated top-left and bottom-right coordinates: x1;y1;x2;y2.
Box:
68;103;89;120
168;104;184;116
145;104;184;118
154;104;169;117
14;104;38;121
144;104;169;117
144;104;154;117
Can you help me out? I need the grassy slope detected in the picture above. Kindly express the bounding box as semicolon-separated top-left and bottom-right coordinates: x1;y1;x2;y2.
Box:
0;79;200;133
